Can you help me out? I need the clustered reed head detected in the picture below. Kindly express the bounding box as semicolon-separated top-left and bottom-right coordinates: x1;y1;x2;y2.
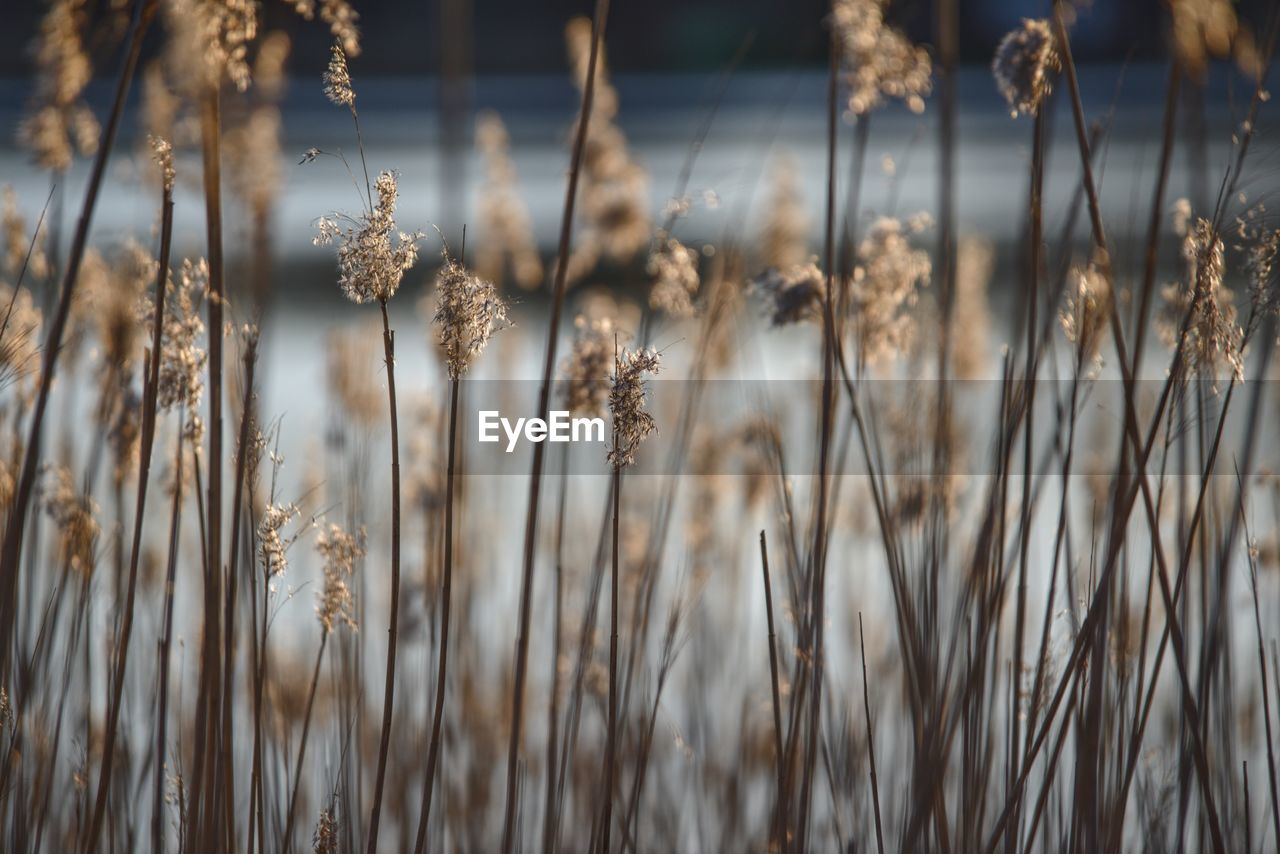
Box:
315;172;422;305
313;806;339;854
475;111;544;290
4;188;50;282
831;0;933;115
166;0;258;94
992;19;1060;118
0;283;44;406
149;135;176;194
751;262;826;327
42;465;99;576
759;156;810;272
290;0;361;57
852;214;932;364
564;16;651;279
561;314;615;416
259;501;302;578
148;259;208;434
315;522;365;634
322;40;356;107
431;250;508;380
1169;0;1260;79
1158;217;1244;383
1059;256;1111;368
608;346;661;469
18;0;99;172
647;237;701;318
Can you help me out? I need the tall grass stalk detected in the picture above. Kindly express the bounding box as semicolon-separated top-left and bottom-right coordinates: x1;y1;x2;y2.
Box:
501;1;611;849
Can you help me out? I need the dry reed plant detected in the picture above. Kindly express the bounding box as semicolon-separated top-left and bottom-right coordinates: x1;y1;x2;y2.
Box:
0;0;1277;852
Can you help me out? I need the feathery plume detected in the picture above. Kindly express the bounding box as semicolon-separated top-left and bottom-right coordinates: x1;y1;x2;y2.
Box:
752;262;826;327
314;172;422;304
475;112;544;290
647;237;700;318
3;188;50;281
992;19;1059;117
758;156;810;271
608;346;661;469
0;283;44;404
259;501;301;578
18;0;99;172
315;523;365;633
149;135;176;194
165;0;258;93
145;258;208;417
831;0;933;115
1060;257;1111;368
562;314;615;416
952;237;993;380
431;251;508;379
1158;217;1244;383
322;41;355;107
290;0;361;57
42;465;99;576
313;806;339;854
852;215;932;364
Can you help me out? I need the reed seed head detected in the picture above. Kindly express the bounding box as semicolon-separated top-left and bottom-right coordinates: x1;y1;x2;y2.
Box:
3;188;50;282
323;40;355;106
149;135;176;194
432;252;508;380
1159;217;1244;383
315;522;365;633
831;0;933;115
475;111;544;290
313;806;339;854
1059;257;1111;368
992;19;1059;118
259;501;301;578
0;283;44;406
853;215;932;364
608;347;661;469
42;465;99;576
315;171;421;305
647;237;700;318
561;314;614;416
290;0;361;57
752;262;826;327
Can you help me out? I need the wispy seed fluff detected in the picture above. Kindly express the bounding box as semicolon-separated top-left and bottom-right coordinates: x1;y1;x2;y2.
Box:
751;262;826;327
1060;257;1111;368
258;501;301;578
758;156;810;271
831;0;933;115
3;187;50;281
322;41;355;107
315;523;365;634
431;253;508;380
852;215;932;364
608;347;661;469
165;0;258;94
149;135;176;194
475;112;544;290
1158;218;1244;382
146;258;208;417
0;284;44;405
647;237;700;318
993;19;1060;118
290;0;361;57
18;0;99;172
315;172;422;304
313;807;339;854
561;314;615;416
42;465;99;576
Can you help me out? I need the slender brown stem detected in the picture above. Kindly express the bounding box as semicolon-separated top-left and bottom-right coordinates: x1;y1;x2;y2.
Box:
601;464;621;853
759;531;786;850
366;298;402;854
501;1;611;849
0;0;157;680
283;634;328;850
414;376;459;852
84;150;173;854
152;422;186;852
859;615;884;854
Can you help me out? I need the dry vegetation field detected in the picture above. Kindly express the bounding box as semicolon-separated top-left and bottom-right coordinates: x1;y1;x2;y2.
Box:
2;0;1280;851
